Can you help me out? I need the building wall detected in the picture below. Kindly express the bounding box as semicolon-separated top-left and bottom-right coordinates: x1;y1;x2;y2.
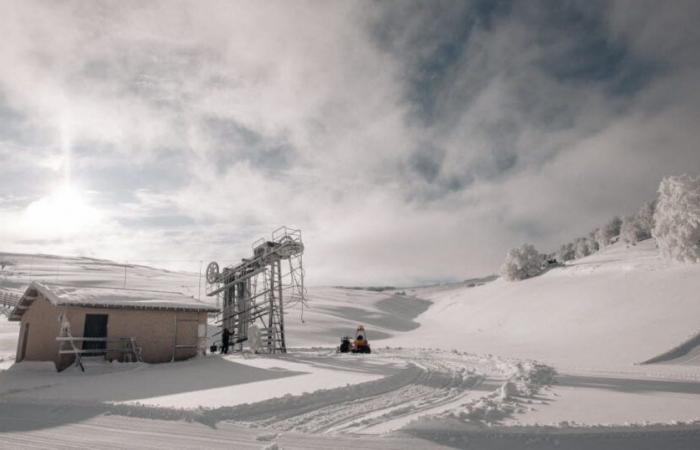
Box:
18;295;62;363
18;294;209;370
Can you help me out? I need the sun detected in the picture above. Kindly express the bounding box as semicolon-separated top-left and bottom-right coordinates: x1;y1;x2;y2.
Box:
24;186;101;236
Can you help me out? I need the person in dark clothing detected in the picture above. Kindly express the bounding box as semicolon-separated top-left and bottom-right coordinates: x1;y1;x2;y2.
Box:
221;327;231;354
339;336;351;353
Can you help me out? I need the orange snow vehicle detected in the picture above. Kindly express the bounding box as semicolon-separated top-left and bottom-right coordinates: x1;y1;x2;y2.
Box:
352;325;371;354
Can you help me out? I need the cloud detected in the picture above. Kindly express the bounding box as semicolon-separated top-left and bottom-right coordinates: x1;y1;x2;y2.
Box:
1;0;699;285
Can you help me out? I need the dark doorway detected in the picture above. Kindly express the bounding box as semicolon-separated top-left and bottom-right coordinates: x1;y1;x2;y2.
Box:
82;314;108;355
18;323;29;362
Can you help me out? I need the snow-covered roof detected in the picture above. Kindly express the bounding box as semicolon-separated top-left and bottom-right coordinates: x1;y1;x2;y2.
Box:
9;281;219;320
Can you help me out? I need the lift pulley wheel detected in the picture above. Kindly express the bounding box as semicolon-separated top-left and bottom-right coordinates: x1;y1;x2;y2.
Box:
206;261;220;283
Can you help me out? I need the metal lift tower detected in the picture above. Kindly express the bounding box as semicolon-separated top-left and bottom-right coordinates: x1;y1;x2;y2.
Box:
206;226;306;353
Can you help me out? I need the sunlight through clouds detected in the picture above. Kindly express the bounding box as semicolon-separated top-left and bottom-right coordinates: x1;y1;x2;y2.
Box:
22;186;102;236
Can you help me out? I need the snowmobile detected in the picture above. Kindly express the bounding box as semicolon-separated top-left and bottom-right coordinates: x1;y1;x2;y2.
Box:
352;325;371;354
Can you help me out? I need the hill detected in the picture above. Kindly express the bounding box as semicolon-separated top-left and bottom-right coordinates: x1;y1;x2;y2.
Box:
2;244;700;447
394;239;700;369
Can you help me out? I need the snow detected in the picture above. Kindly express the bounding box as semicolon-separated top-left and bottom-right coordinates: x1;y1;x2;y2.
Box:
0;354;383;410
382;239;700;430
2;243;700;448
0;314;18;367
392;240;700;369
13;281;218;316
0;348;543;447
0;412;450;449
283;287;431;348
514;373;700;426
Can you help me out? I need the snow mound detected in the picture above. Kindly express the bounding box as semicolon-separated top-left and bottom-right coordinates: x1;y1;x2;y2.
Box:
437;359;555;425
642;331;700;366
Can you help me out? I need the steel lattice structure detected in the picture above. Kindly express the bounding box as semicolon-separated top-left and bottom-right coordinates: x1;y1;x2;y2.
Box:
206;226;306;353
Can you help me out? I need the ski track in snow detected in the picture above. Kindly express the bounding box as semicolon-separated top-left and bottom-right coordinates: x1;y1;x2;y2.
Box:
0;348;555;439
149;348;554;435
228;349;496;434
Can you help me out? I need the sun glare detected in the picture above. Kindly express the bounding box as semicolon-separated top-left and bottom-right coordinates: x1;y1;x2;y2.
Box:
23;186;100;235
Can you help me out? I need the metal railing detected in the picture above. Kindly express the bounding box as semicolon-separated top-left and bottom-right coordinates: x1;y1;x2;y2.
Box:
56;336;143;363
0;288;20;307
0;289;20;317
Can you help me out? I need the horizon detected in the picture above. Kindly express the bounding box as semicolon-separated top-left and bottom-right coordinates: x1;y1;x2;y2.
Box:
0;248;486;289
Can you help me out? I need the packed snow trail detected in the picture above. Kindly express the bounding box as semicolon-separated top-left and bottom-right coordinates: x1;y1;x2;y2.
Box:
0;411;451;450
3;403;700;450
214;349;495;434
0;349;554;438
114;349;554;434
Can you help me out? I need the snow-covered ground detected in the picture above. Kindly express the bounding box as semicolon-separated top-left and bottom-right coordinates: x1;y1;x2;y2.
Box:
2;242;700;449
385;240;700;431
396;240;700;369
0;318;17;368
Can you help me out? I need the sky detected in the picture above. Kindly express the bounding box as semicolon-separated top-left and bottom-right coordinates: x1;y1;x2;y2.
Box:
1;0;699;285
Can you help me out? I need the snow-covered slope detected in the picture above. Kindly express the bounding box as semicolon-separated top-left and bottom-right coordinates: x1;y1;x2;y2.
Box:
3;242;700;371
2;244;700;446
285;287;431;348
393;239;700;369
0;252;203;298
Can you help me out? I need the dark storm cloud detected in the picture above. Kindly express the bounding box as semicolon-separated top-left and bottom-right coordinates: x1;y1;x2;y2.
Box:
372;0;512;123
394;1;655;164
408;143;445;183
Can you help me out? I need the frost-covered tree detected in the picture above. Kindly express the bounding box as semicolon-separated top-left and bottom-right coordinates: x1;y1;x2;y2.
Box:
590;228;601;250
635;200;656;240
557;243;575;262
610;216;623;235
594;216;622;248
620;215;646;245
593;228;605;248
653;175;700;262
588;233;600;252
500;244;546;281
574;236;597;259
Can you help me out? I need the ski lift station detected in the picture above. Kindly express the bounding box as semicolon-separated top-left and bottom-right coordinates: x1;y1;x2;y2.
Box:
8;283;218;371
5;226;305;371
